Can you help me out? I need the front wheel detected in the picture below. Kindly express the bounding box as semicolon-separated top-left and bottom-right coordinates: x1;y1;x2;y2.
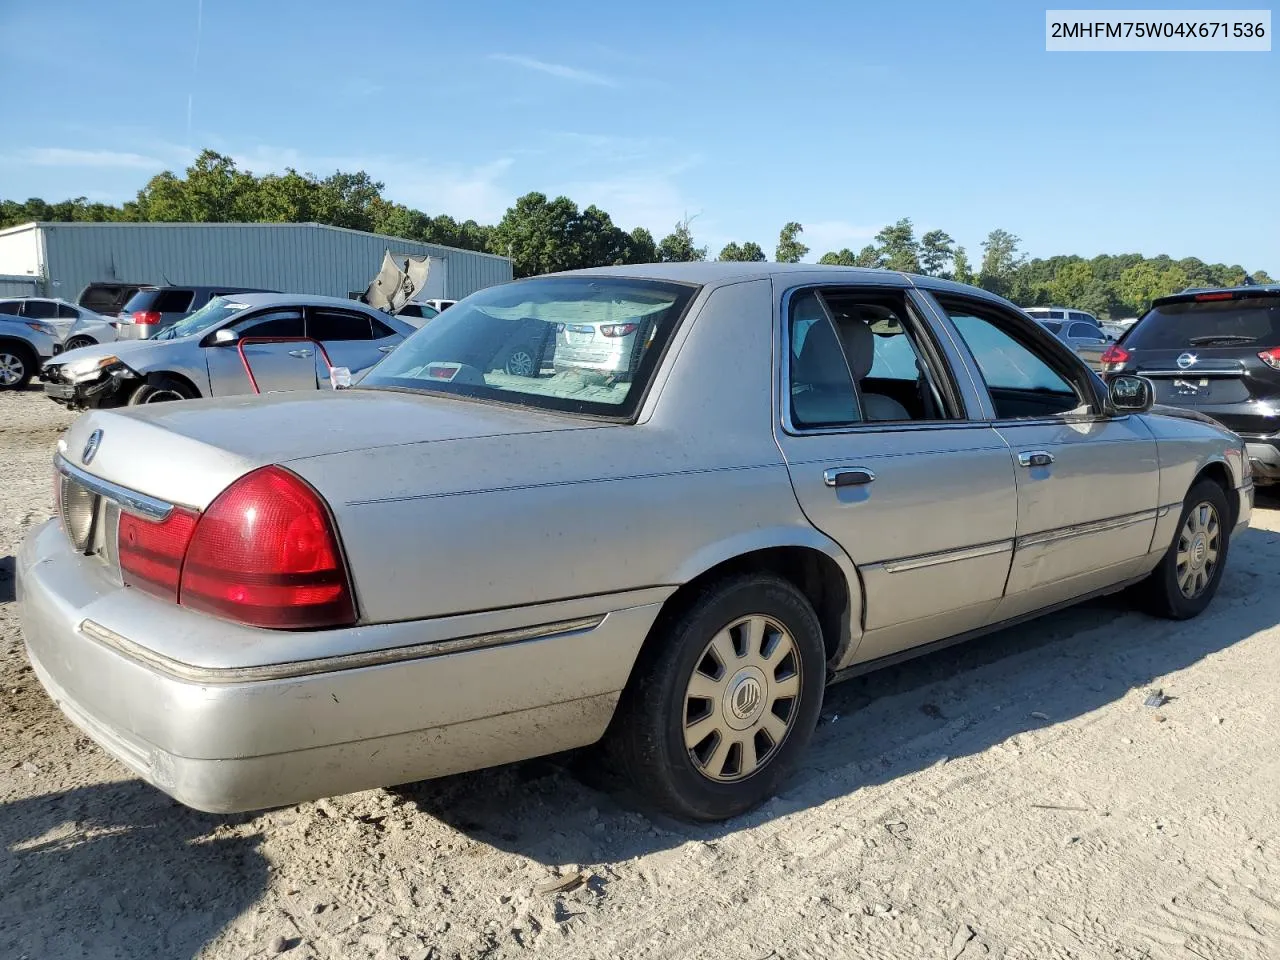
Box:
608;573;826;822
127;375;197;405
1142;479;1231;620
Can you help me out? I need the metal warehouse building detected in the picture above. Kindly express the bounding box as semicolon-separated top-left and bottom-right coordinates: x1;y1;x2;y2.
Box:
0;221;513;301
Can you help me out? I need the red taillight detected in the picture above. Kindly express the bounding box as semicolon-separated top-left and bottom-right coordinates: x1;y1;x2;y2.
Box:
178;466;355;629
600;323;638;338
129;310;162;325
119;507;200;602
1259;348;1280;371
1194;292;1235;302
1100;344;1130;366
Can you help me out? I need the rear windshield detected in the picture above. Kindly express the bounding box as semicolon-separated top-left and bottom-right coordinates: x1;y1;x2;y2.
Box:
360;276;698;418
124;288;195;314
1124;297;1280;349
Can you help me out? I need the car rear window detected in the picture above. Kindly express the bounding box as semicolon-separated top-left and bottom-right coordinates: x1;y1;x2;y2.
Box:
124;288;195;314
1124;296;1280;349
361;276;698;419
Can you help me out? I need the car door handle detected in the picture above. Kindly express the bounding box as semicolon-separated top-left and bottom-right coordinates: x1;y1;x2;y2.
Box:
377;345;396;353
288;349;313;359
823;467;876;488
1017;450;1055;468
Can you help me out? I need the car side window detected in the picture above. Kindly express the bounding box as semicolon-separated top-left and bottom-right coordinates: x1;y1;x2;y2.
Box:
0;302;19;315
370;317;398;339
57;303;80;319
1070;321;1102;340
22;300;58;319
308;309;375;342
788;291;861;428
153;290;195;312
939;298;1089;419
230;309;305;339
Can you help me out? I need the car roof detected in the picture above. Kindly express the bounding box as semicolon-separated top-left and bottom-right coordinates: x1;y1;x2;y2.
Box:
203;292;382;311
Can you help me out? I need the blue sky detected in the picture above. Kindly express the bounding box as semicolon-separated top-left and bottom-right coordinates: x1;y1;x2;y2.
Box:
1;0;1276;271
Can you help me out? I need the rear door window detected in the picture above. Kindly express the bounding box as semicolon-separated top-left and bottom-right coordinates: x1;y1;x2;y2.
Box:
308;309;375;341
370;317;398;339
0;302;21;315
1125;297;1280;349
1069;322;1104;340
21;300;58;319
57;303;81;319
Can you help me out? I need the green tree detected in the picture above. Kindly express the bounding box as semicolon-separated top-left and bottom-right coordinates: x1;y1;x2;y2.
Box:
1047;260;1095;306
490;192;585;277
919;229;955;276
658;217;707;263
1118;262;1189;315
855;244;886;269
719;240;766;262
978;228;1025;297
775;221;808;263
818;249;858;266
627;227;657;264
952;246;974;285
874;218;921;273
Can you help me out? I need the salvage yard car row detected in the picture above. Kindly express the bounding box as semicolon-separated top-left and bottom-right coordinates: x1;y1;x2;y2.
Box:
16;262;1256;823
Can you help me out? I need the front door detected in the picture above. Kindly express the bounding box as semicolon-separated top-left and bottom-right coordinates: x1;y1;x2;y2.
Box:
205;308;316;396
928;293;1160;619
773;284;1019;667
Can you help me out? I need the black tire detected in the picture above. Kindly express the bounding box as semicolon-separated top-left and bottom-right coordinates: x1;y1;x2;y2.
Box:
0;341;37;391
63;336;97;352
127;375;198;405
608;573;826;822
1142;478;1231;620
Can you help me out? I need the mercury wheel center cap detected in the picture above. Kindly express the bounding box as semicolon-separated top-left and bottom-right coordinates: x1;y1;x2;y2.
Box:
1191;534;1207;567
724;667;767;730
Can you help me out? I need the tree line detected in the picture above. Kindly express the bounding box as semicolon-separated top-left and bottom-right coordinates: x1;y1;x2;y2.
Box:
2;150;1270;318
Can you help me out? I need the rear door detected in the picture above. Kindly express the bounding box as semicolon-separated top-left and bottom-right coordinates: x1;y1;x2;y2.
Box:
926;292;1160;619
205;308;315;395
306;307;403;378
773;283;1019;665
1117;293;1280;437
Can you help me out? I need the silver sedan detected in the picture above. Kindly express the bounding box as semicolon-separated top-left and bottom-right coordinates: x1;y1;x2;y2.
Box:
39;293;415;407
18;263;1254;821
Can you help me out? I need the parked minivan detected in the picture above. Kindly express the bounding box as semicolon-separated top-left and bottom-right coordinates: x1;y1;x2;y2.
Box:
115;285;275;340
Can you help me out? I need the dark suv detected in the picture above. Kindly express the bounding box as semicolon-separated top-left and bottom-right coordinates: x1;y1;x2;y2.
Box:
116;285;274;339
1100;285;1280;484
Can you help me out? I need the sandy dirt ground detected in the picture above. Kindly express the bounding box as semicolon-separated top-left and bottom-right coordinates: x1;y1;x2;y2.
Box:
1;386;1278;960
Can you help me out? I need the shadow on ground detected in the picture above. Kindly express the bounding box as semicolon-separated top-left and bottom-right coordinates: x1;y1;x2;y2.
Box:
397;523;1280;865
0;781;263;959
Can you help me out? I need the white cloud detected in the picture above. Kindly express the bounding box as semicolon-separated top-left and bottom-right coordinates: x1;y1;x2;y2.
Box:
487;54;616;88
5;147;164;170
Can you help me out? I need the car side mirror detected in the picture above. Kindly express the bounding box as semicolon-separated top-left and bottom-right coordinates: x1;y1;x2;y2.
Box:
1109;374;1153;413
212;328;239;345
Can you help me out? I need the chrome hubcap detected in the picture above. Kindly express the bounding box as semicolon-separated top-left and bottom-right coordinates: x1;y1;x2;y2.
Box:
0;352;23;385
683;615;802;782
1176;501;1220;599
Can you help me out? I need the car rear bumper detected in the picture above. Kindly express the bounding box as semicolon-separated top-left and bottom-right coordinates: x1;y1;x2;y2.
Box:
1245;438;1280;483
17;519;658;812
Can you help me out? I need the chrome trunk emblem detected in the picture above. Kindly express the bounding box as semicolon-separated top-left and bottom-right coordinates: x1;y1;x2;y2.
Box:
1176;352;1198;369
81;429;103;465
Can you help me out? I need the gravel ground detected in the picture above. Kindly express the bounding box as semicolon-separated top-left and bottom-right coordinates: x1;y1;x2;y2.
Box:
2;386;1278;960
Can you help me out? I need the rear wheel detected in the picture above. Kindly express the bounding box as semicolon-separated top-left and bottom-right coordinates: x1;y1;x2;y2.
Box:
64;336;97;352
1142;479;1230;619
0;343;36;390
608;573;826;821
127;375;197;405
503;345;539;378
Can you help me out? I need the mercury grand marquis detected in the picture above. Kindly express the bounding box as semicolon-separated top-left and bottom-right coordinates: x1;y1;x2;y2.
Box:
17;263;1253;822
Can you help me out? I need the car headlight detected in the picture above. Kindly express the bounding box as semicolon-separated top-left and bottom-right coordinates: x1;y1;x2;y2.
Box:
63;354;125;383
25;321;57;337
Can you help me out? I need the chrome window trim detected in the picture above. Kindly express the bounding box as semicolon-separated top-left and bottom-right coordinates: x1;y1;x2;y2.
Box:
54;455;174;521
871;539;1013;575
1014;509;1157;550
78;615;607;684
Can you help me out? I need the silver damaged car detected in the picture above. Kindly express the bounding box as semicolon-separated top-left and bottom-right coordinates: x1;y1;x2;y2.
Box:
40;293;415;408
18;264;1254;821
